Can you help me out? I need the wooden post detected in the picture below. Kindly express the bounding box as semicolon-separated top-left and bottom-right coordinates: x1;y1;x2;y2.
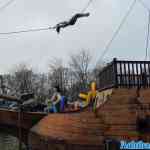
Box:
148;63;150;87
18;103;22;150
113;58;118;88
0;94;24;150
128;62;131;88
119;61;123;87
132;63;135;87
124;62;127;87
136;62;139;88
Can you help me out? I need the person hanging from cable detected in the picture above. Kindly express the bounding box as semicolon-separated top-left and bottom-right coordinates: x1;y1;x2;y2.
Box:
54;12;90;33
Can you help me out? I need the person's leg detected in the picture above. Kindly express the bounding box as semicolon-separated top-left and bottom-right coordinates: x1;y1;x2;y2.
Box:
56;22;69;33
60;96;65;112
56;26;61;33
76;13;90;18
53;105;57;112
69;13;90;25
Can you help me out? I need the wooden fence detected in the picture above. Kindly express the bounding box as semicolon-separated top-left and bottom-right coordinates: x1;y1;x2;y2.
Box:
98;58;150;90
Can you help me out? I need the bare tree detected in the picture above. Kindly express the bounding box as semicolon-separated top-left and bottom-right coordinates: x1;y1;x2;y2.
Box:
48;58;69;95
92;62;106;85
32;73;49;103
12;63;33;94
69;50;92;91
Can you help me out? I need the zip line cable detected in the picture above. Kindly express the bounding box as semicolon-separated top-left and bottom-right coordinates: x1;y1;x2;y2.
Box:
81;0;94;13
0;27;55;35
135;0;150;60
0;0;94;35
145;11;150;60
95;0;137;67
0;0;15;12
138;0;150;12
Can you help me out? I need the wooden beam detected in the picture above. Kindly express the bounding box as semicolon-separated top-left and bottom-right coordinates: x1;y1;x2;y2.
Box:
0;95;21;103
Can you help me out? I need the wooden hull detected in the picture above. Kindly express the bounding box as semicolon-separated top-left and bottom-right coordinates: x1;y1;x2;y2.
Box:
29;88;150;150
1;88;150;149
0;108;46;144
0;108;46;129
29;107;105;150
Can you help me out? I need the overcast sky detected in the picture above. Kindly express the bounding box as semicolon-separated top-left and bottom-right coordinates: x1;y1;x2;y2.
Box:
0;0;149;73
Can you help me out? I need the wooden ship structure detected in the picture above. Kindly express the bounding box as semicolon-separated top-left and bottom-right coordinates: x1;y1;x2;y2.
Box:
0;58;150;150
28;58;150;150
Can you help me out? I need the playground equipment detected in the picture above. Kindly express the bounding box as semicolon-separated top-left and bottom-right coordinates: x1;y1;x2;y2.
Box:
79;82;97;106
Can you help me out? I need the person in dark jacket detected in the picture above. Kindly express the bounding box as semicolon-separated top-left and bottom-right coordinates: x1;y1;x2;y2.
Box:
55;12;90;33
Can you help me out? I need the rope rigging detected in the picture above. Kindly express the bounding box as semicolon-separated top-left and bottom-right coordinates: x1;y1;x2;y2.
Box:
95;0;137;67
0;0;15;12
81;0;94;13
0;27;54;35
138;0;150;60
138;0;150;12
0;0;149;63
145;10;150;60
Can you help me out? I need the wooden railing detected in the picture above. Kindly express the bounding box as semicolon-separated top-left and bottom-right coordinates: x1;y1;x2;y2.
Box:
98;58;150;90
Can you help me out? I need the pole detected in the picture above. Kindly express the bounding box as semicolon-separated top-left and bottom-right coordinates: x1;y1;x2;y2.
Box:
113;58;118;88
0;94;33;150
0;94;23;150
18;103;22;150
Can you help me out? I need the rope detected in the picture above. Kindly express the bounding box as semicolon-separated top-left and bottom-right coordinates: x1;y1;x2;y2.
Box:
138;0;150;12
81;0;94;13
145;11;150;60
95;0;137;67
0;26;55;35
0;0;15;12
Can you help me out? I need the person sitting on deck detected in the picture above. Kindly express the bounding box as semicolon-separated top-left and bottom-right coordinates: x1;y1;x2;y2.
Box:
45;98;53;112
74;99;85;110
60;96;67;112
55;12;90;33
46;86;62;113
